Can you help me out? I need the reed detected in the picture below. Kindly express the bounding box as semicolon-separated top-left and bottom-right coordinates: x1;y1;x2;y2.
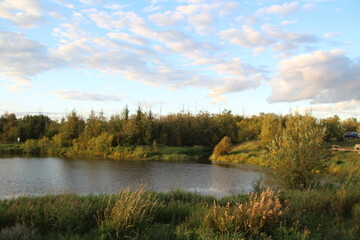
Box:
96;188;163;240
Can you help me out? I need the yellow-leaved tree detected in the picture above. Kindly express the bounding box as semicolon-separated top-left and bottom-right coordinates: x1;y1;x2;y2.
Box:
212;136;232;159
268;113;326;189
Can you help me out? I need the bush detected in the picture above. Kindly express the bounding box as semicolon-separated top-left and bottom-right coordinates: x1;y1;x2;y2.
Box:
268;114;326;188
161;153;188;161
87;133;114;154
203;188;283;236
212;136;232;159
23;140;40;154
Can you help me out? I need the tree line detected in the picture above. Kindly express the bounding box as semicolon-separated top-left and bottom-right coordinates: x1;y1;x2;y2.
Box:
0;107;359;149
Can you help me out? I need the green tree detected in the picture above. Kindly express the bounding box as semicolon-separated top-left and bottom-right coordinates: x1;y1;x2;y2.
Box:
0;113;18;142
214;110;242;146
17;114;52;141
342;118;359;132
321;115;344;141
77;110;108;148
57;110;85;146
237;115;262;143
108;114;123;146
268;114;326;189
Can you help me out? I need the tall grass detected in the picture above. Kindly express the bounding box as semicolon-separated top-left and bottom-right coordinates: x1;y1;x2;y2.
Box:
203;188;283;236
4;194;107;234
0;187;359;239
96;188;163;240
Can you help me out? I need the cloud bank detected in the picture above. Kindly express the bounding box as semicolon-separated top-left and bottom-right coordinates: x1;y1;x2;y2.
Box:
269;49;360;103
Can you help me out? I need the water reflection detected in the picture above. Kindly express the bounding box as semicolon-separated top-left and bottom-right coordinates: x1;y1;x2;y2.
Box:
0;157;264;199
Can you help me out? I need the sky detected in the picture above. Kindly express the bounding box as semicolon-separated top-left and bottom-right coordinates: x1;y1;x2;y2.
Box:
0;0;359;119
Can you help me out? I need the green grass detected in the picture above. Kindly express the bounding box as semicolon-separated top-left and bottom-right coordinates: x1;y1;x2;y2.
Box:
210;140;269;166
0;143;211;162
1;186;360;240
322;139;360;149
0;143;24;155
210;139;360;181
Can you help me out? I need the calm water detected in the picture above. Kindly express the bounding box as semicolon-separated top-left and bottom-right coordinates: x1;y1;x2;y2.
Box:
0;157;264;199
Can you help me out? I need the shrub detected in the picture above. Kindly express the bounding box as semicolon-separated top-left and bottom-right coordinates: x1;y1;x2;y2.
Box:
203;188;283;236
87;133;114;154
161;153;188;161
23;140;40;154
212;136;232;159
96;189;163;239
52;133;71;148
267;114;326;188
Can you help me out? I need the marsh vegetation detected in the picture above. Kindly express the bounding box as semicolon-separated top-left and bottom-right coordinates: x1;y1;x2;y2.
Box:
1;110;360;239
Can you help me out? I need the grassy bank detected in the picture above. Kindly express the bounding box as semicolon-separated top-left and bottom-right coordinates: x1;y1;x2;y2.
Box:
210;139;360;183
1;187;360;240
0;143;211;161
210;140;269;166
0;144;23;155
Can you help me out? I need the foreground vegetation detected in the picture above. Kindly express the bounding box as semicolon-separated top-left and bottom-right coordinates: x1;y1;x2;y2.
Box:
1;186;360;240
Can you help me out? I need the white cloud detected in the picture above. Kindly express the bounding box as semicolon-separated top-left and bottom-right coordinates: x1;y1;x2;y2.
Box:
52;22;90;40
236;16;260;25
323;32;340;38
256;1;300;16
173;1;238;34
107;32;148;45
253;47;266;55
51;33;215;90
206;58;266;103
281;19;298;25
0;0;45;28
188;11;216;34
103;4;126;9
51;0;74;8
301;3;315;11
299;100;360;114
219;26;272;48
220;23;318;53
262;24;318;43
79;0;103;5
48;11;66;20
143;5;163;12
6;85;21;93
149;11;184;27
269;49;360;103
86;9;128;30
0;31;62;86
212;58;257;77
52;90;124;102
208;76;261;103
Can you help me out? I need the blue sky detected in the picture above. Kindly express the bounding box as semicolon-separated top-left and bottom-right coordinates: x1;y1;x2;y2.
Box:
0;0;359;119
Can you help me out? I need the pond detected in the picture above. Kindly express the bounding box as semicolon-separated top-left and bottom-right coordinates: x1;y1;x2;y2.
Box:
0;157;264;199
